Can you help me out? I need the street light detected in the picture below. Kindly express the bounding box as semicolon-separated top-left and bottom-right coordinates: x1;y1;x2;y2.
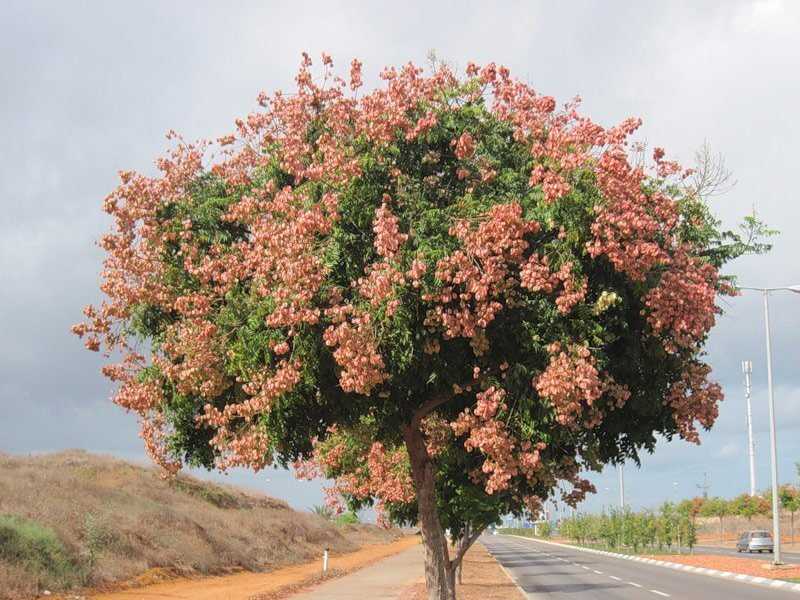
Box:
738;284;800;565
742;360;756;497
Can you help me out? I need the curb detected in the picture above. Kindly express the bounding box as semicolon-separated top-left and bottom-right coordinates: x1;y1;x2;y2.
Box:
505;535;800;594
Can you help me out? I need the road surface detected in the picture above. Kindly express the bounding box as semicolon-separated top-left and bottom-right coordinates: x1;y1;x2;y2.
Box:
691;545;800;564
483;535;799;599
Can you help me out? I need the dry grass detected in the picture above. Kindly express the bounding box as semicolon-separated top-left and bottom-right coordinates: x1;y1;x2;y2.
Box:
0;450;399;600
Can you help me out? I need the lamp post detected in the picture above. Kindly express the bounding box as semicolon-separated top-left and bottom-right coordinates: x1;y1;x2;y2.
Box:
738;284;800;566
742;360;756;497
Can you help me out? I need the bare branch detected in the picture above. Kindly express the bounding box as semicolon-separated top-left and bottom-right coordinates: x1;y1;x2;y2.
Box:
684;141;736;201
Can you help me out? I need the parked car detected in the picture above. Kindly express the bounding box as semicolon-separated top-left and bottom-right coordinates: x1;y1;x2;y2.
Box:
735;530;774;553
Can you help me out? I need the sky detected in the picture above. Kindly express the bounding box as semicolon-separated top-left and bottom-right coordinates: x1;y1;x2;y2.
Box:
2;0;799;516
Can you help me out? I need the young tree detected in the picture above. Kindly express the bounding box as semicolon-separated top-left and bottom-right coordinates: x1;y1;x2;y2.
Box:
73;56;769;600
675;501;698;552
779;485;800;544
700;497;730;543
731;493;763;523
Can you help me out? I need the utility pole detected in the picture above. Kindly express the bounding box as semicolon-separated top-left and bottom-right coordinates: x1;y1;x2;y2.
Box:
762;290;782;564
742;360;757;496
739;284;800;565
696;472;711;499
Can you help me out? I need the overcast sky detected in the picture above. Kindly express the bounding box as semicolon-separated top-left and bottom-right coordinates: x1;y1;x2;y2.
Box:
2;0;799;515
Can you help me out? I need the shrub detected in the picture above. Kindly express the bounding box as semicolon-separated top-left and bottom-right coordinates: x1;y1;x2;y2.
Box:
536;522;552;538
335;511;360;525
0;514;81;591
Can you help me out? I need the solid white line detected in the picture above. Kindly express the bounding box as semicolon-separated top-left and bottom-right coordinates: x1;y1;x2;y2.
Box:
650;591;670;597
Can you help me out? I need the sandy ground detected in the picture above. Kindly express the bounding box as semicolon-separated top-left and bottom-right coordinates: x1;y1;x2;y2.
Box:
398;542;525;600
643;553;800;580
77;536;419;600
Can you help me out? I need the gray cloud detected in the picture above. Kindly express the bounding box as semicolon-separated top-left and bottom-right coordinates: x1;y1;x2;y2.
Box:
2;0;798;512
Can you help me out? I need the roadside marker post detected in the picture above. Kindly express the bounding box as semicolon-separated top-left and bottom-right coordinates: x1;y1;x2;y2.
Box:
323;547;329;573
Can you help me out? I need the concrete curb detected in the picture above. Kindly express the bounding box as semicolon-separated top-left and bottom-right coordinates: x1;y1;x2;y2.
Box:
505;535;800;594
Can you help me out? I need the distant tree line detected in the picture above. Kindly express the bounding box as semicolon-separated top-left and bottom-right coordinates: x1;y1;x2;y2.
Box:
697;485;800;543
557;482;800;550
558;503;698;553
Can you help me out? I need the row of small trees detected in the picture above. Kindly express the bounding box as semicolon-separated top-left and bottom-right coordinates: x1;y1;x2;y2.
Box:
696;485;800;543
559;503;697;553
558;483;800;551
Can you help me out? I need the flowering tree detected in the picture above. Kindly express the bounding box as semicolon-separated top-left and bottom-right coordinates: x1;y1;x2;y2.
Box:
74;55;769;600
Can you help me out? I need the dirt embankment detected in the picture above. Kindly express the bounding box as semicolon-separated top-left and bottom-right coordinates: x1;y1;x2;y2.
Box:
0;450;400;600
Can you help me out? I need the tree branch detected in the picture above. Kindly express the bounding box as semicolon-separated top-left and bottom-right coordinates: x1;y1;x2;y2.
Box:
450;523;487;570
410;393;451;429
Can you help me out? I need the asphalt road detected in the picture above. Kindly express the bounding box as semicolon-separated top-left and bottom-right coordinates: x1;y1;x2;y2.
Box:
692;545;800;564
483;535;799;599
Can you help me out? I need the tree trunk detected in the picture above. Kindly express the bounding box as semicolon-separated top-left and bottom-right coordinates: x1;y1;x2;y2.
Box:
404;425;457;600
457;523;469;584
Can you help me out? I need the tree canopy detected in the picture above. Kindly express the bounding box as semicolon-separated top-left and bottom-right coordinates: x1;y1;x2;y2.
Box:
74;55;769;600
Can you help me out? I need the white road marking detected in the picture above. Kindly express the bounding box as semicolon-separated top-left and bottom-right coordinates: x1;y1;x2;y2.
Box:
581;565;590;570
593;570;603;575
650;591;670;597
609;575;622;581
628;581;643;588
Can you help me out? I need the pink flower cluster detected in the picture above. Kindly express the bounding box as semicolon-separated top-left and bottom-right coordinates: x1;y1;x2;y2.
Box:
453;131;476;160
520;256;587;315
534;343;604;428
665;362;722;444
323;313;387;395
645;252;718;352
373;201;408;260
427;203;539;340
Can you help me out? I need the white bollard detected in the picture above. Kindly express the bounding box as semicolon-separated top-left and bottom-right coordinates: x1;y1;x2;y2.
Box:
323;548;329;573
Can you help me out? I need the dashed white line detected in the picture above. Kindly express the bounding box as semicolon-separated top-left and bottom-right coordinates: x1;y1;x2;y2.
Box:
593;570;604;575
628;581;643;588
650;591;670;598
581;565;590;570
609;575;622;581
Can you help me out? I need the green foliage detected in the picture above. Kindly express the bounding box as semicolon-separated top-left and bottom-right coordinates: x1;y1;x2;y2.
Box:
335;511;360;525
536;521;552;538
557;506;695;554
730;493;770;521
699;496;730;519
82;512;117;571
0;514;82;589
779;486;800;514
311;504;334;520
